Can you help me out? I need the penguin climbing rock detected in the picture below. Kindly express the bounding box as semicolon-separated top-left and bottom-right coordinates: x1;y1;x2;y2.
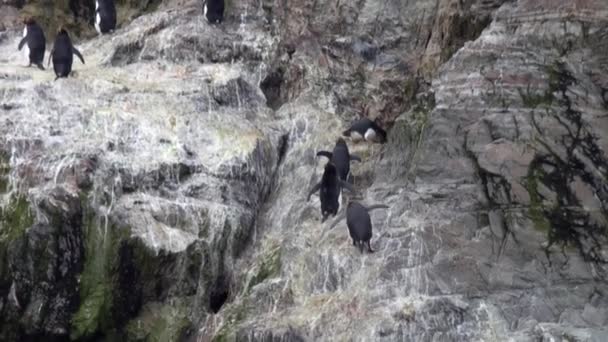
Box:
307;162;355;222
330;201;389;253
316;138;361;183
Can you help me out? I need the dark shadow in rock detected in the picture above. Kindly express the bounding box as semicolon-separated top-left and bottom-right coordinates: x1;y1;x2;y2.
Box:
109;40;144;66
260;68;285;110
212;78;264;109
208;275;230;314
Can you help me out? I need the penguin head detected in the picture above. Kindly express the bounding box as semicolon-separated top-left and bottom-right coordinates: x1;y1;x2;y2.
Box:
57;26;69;36
23;16;36;26
324;162;337;175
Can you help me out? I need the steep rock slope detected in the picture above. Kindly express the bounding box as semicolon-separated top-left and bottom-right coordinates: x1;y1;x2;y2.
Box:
0;0;606;341
0;1;284;340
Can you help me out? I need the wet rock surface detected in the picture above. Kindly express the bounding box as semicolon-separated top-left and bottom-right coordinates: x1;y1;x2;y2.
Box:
0;0;607;341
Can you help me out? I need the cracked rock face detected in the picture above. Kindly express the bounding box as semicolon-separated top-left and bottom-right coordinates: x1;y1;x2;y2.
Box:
1;0;608;341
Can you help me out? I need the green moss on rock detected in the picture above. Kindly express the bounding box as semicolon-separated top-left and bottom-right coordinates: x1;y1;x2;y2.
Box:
0;195;34;242
518;85;554;108
125;300;191;342
0;195;34;280
246;245;281;293
0;151;9;194
211;299;251;342
525;167;551;233
70;211;129;340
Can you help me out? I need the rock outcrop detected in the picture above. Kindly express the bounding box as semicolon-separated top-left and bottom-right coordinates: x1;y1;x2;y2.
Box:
0;0;606;341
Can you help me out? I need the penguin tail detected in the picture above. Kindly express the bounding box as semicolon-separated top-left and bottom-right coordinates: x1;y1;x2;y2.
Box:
342;129;351;137
36;63;44;71
358;241;364;254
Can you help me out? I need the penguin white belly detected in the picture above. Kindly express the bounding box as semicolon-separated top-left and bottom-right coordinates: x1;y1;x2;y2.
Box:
95;0;99;10
350;131;364;142
22;27;29;61
203;3;209;22
95;13;101;34
364;128;377;141
23;45;30;61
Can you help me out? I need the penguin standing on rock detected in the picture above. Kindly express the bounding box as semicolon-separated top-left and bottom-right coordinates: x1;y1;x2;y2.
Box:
18;17;46;70
203;0;225;24
330;201;389;254
95;0;117;34
48;27;85;80
343;118;387;143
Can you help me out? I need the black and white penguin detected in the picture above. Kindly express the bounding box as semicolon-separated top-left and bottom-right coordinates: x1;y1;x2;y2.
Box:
343;118;387;143
95;0;117;34
18;17;46;70
316;138;361;182
330;201;389;253
48;27;85;80
203;0;225;24
307;162;355;222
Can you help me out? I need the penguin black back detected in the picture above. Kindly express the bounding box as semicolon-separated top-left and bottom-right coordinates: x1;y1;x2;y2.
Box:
345;202;389;253
307;162;355;222
18;17;46;70
317;138;361;182
203;0;225;24
49;27;85;80
343;118;387;143
95;0;117;34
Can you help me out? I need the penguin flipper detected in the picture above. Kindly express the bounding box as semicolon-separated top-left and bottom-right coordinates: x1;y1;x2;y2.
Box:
339;180;355;193
366;204;389;212
307;182;321;201
316;151;332;159
73;48;85;64
350;154;361;162
18;37;27;51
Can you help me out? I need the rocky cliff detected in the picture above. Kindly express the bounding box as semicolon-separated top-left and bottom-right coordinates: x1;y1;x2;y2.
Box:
0;0;607;341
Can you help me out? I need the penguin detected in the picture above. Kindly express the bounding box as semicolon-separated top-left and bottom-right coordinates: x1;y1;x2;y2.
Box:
18;17;46;70
203;0;225;24
343;118;387;143
48;27;85;80
95;0;117;34
307;162;355;222
330;201;389;253
316;138;361;182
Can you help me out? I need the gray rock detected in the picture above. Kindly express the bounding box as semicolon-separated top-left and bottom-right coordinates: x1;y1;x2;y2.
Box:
0;0;607;341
